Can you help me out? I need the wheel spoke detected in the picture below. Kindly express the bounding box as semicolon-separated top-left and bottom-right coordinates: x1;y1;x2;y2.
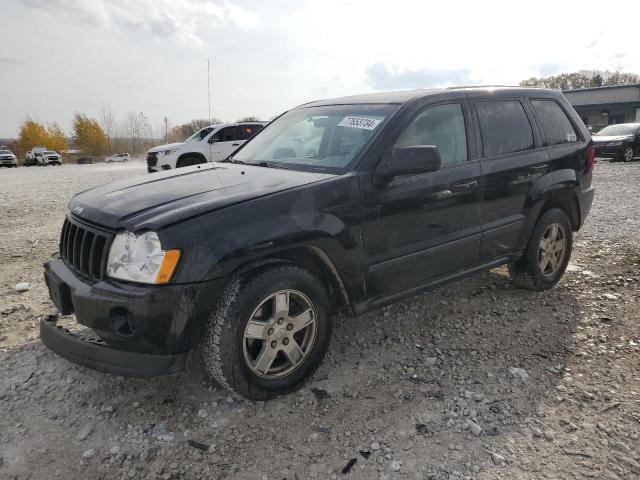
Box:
253;344;277;374
539;253;550;273
274;292;289;318
245;320;271;340
282;339;304;366
548;224;558;242
548;252;558;271
289;308;313;333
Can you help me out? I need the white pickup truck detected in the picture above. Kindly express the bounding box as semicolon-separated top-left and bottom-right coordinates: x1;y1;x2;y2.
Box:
146;122;266;173
25;148;62;166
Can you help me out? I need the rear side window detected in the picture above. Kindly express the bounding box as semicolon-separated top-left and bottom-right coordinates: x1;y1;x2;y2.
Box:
395;103;468;168
476;100;534;157
531;99;578;145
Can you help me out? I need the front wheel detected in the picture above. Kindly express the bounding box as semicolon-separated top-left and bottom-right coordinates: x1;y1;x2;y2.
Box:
509;208;573;291
201;264;333;400
622;146;634;162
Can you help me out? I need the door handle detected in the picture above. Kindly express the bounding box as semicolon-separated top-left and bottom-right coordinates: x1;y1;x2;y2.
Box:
450;180;478;193
231;143;240;146
530;164;549;170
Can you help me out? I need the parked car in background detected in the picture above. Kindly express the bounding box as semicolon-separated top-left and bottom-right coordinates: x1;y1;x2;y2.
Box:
105;153;130;163
38;151;62;166
146;121;266;172
41;87;594;400
0;147;18;167
24;147;47;166
592;123;640;162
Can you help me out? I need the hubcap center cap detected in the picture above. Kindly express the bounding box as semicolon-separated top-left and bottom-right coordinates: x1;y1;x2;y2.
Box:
274;327;287;341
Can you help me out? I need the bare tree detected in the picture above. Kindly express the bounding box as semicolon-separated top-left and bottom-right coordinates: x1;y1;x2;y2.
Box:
99;104;116;153
237;116;260;122
123;111;152;154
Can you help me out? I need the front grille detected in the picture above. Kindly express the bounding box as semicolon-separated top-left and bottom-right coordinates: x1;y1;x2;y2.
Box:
59;217;113;280
147;152;158;167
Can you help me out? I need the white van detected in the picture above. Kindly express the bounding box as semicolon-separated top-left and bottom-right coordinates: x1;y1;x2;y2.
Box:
146;122;266;173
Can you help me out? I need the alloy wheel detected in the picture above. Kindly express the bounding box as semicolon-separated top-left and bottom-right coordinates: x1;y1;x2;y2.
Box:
624;147;634;162
242;289;317;379
538;223;566;278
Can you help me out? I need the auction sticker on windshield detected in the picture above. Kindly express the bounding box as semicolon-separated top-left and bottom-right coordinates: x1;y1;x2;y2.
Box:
337;116;382;130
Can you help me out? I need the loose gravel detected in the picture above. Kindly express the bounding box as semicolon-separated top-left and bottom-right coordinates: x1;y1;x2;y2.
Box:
0;159;639;480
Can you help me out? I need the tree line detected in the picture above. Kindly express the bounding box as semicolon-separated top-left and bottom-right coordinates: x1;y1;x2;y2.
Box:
13;107;262;159
520;70;640;90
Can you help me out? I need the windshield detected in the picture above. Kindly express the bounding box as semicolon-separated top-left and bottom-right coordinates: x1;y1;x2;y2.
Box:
44;151;57;155
184;127;214;143
231;104;398;172
595;124;638;136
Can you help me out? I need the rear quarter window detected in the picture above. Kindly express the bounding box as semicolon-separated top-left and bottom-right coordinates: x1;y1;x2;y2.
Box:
476;100;534;157
531;99;579;146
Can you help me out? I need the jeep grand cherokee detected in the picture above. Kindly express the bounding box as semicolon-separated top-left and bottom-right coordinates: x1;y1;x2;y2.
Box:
42;87;595;399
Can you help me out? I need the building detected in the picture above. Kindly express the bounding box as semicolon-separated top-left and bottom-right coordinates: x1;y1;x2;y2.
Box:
564;84;640;132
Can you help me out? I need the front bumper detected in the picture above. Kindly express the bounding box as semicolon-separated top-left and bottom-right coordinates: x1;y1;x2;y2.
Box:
40;315;186;377
594;144;625;158
42;255;222;377
0;158;17;166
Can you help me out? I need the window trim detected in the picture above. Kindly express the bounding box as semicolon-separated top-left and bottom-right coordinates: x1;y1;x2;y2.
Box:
528;97;584;146
389;100;473;172
473;98;537;159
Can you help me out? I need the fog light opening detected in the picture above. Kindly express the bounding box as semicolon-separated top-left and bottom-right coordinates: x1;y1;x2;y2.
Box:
109;308;136;337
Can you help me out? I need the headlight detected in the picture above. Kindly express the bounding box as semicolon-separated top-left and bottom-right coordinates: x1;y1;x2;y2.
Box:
106;231;180;284
158;149;178;156
612;141;623;146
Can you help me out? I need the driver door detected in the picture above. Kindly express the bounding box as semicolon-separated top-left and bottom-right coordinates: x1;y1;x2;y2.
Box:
362;101;482;297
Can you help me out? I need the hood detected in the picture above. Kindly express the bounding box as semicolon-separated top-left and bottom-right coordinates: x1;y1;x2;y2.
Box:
592;135;633;143
68;163;335;230
147;142;184;153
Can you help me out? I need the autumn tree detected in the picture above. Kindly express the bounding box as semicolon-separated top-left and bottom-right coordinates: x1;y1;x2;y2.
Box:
46;122;69;153
72;113;109;155
18;118;49;156
520;70;640;90
17;118;68;157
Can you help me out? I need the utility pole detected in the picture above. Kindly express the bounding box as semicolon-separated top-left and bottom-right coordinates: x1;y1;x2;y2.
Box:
163;117;168;142
207;58;212;124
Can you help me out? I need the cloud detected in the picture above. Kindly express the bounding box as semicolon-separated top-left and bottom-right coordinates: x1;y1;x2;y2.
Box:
366;63;476;91
20;0;260;47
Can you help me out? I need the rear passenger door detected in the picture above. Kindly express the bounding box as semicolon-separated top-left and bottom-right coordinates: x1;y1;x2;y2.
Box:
210;126;243;161
472;97;549;262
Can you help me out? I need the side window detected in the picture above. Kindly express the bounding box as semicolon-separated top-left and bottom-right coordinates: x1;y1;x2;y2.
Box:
476;100;534;156
395;103;468;167
212;127;242;142
531;99;578;145
240;124;263;140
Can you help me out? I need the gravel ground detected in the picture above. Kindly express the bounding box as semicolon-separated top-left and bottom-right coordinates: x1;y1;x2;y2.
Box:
0;159;639;480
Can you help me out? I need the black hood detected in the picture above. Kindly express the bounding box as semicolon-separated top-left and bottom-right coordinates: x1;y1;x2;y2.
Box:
69;163;335;231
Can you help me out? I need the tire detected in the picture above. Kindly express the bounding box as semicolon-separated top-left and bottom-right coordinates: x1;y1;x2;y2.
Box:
508;208;573;291
176;156;205;168
622;146;634;163
201;264;333;400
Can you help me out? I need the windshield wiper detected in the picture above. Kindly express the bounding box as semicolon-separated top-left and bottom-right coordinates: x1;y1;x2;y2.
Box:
221;158;246;164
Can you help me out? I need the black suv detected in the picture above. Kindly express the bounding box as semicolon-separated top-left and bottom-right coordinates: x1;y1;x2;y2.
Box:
592;123;640;162
42;87;595;399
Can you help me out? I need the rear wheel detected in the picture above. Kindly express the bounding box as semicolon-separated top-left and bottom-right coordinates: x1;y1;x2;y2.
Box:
201;264;333;400
509;208;573;291
176;156;205;168
622;146;634;162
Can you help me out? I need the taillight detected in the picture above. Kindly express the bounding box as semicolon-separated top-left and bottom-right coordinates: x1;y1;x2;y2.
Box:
587;144;595;174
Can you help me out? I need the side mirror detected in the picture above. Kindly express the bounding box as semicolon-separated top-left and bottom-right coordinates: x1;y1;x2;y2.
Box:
374;145;441;186
209;136;220;144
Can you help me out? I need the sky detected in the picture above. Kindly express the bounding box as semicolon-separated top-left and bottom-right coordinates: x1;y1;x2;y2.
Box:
2;0;639;138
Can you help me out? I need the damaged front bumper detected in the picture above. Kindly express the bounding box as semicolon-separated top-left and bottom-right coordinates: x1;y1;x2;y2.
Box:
41;254;222;377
